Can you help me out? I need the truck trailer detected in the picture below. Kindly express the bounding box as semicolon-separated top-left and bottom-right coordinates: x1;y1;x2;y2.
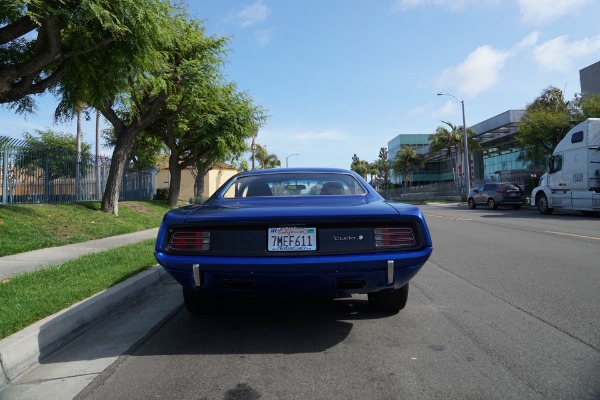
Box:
531;118;600;215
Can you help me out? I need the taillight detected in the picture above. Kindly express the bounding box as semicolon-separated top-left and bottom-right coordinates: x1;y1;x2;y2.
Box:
496;190;507;194
374;227;416;248
169;231;211;251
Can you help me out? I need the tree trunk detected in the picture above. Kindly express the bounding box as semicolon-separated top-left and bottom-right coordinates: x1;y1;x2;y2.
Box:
167;153;182;208
101;128;136;215
194;160;210;199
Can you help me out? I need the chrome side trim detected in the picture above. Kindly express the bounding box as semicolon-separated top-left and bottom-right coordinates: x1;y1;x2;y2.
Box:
192;264;201;287
386;260;394;284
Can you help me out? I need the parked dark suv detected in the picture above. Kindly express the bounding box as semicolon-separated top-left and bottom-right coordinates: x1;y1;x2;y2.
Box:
467;182;525;210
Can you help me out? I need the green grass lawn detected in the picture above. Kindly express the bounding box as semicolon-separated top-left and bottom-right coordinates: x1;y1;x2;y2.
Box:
0;239;158;339
0;200;173;339
0;201;171;256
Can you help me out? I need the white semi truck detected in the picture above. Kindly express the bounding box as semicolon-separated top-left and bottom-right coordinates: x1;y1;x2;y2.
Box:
531;118;600;215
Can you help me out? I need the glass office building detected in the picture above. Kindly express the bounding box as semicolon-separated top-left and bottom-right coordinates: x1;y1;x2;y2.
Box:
388;110;535;186
387;134;453;184
388;60;598;188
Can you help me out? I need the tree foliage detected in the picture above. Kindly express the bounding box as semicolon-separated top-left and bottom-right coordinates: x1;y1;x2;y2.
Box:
515;86;590;167
254;144;280;169
428;121;461;182
20;128;92;180
576;92;600;119
149;79;266;206
350;154;369;178
3;2;267;213
0;0;173;113
392;145;425;187
375;147;389;186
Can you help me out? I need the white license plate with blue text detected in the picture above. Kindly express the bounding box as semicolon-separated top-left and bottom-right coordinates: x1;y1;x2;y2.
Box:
268;227;316;251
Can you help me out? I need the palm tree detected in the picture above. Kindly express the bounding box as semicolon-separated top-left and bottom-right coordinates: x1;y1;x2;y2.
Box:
459;128;482;183
254;144;269;169
392;145;426;188
264;153;281;168
428;121;461;183
254;144;281;169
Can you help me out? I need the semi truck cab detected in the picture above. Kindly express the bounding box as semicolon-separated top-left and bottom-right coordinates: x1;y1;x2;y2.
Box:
531;118;600;215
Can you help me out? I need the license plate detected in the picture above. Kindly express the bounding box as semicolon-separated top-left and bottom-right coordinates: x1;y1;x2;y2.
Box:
268;227;316;251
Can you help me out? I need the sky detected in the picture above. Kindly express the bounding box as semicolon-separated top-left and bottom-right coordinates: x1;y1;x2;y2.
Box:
2;0;600;169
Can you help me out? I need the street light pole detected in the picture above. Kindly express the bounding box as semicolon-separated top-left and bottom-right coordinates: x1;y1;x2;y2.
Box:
251;129;257;170
286;153;299;168
437;92;470;195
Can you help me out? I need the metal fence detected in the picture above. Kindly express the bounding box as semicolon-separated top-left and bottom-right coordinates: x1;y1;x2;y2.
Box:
0;136;155;205
384;181;463;201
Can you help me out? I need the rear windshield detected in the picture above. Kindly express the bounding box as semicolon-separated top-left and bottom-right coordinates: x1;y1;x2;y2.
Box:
222;172;367;198
503;183;522;191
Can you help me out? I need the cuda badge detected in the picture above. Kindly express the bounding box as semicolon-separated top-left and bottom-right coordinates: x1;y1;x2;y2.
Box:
333;235;364;241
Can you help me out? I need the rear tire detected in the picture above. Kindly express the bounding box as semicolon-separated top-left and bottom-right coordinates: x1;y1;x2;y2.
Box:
487;198;498;210
368;283;409;313
536;193;553;214
467;198;476;209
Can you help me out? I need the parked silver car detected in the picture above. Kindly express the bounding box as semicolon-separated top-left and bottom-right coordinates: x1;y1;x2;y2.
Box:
467;182;525;210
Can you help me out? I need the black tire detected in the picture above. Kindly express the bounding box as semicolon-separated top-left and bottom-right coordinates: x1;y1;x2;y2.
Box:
487;198;498;210
512;204;522;210
182;287;216;315
368;283;409;313
536;193;553;214
467;198;476;209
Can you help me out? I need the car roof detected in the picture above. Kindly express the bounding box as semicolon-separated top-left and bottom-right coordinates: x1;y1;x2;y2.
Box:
236;167;356;177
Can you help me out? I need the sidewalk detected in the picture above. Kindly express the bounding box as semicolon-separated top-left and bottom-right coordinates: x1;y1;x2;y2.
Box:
0;228;159;280
0;228;182;390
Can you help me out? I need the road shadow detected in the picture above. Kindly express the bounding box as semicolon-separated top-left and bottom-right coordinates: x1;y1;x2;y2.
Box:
128;296;394;357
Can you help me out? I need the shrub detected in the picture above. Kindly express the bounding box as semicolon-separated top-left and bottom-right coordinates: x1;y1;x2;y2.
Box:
156;188;169;201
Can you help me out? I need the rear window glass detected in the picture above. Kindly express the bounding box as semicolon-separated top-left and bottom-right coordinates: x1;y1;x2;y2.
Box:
503;183;521;190
222;172;367;198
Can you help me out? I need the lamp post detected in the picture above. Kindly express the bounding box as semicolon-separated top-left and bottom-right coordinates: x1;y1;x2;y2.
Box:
437;92;470;195
286;153;299;168
251;129;257;170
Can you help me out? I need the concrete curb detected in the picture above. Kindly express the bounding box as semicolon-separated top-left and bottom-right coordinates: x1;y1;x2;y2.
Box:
0;265;166;387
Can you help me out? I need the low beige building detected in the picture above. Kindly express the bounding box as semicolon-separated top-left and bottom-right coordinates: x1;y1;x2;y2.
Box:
156;160;239;202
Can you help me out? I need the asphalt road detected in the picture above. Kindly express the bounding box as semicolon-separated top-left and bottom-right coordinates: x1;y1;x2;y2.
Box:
11;204;600;399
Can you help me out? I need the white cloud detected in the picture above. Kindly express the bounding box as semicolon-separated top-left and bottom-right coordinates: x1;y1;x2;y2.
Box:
515;31;540;51
295;130;345;141
254;28;275;46
235;1;271;27
517;0;592;25
436;100;459;117
437;45;511;98
532;35;600;72
407;105;428;116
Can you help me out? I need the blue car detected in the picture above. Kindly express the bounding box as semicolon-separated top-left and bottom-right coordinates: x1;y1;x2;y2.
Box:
154;168;432;314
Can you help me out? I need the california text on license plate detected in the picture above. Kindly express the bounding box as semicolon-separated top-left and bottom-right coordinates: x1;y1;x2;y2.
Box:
268;227;316;251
